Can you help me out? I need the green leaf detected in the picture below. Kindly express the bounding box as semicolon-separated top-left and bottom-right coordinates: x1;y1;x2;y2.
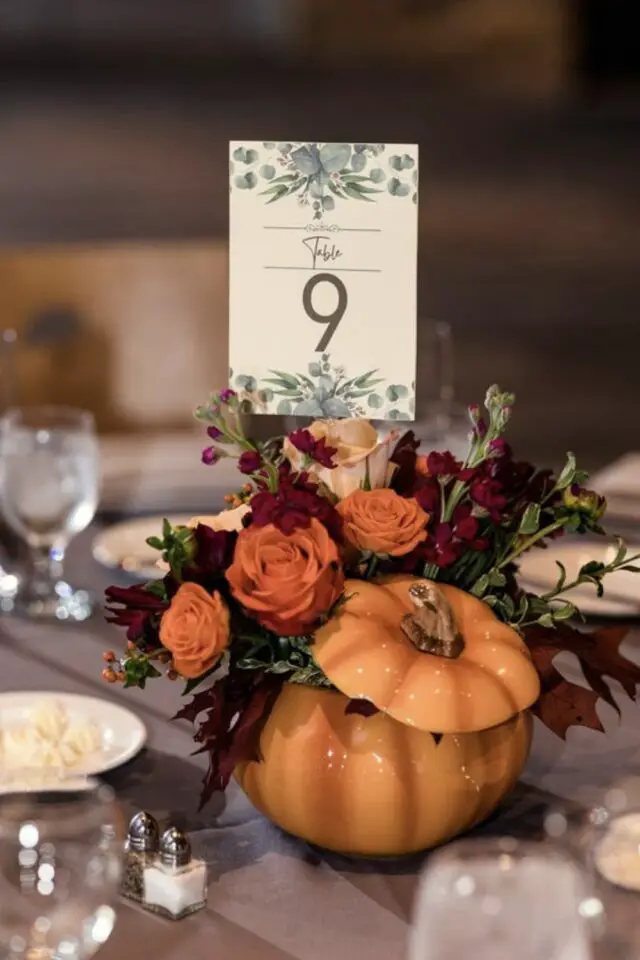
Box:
389;155;404;171
488;569;507;588
319;143;352;173
162;517;172;538
370;167;385;183
518;503;541;536
386;384;408;402
579;560;606;577
260;164;276;180
277;399;292;415
622;565;640;573
308;362;322;376
551;602;577;621
145;536;164;550
537;613;556;629
343;183;375;201
556;451;577;489
471;574;490;598
269;370;301;389
367;393;383;408
553;560;567;591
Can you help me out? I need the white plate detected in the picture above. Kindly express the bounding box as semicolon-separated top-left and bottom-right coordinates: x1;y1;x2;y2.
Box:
92;515;193;580
518;541;640;618
0;692;147;787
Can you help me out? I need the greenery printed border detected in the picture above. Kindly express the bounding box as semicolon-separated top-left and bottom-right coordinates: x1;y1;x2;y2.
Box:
229;354;414;420
230;142;417;220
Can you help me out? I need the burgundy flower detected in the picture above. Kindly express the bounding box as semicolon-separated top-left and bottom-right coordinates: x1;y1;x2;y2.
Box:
312;436;337;469
104;583;168;645
238;450;262;475
452;503;479;541
289;428;315;455
488;437;509;458
219;388;237;404
183;525;237;585
414;477;441;514
202;446;220;466
470;478;508;520
288;429;337;469
422;522;463;567
389;430;420;495
207;425;223;441
249;464;342;540
426;451;461;477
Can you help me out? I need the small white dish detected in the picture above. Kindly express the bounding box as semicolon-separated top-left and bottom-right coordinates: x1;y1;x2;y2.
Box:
92;515;193;580
518;541;640;618
0;691;147;789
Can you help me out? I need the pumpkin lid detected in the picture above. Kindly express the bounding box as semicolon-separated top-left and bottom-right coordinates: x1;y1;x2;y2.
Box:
313;575;540;734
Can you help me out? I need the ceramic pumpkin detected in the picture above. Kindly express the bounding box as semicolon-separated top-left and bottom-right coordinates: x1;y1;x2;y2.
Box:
236;575;541;856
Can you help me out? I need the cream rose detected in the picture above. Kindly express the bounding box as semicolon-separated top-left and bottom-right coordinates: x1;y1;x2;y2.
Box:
283;419;398;499
189;504;250;532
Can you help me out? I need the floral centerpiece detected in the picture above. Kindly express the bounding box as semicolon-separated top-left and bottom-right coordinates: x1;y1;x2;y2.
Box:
104;386;640;856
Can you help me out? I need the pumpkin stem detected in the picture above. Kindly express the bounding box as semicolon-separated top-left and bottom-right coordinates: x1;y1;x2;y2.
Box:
401;582;464;659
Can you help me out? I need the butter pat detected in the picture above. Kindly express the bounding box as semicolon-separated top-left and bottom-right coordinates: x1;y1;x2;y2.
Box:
594;812;640;892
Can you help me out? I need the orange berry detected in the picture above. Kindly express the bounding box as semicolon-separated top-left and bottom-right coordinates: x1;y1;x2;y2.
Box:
102;651;116;663
102;668;117;684
116;671;126;682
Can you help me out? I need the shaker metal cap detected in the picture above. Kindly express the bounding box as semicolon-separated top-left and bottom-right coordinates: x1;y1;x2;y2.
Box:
160;826;192;868
126;811;160;853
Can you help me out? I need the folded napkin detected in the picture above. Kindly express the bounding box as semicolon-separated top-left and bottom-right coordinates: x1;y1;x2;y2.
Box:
592;453;640;523
99;432;241;514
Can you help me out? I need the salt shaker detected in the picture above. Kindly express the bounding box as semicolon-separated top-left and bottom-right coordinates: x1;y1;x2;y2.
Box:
142;827;208;920
121;811;160;905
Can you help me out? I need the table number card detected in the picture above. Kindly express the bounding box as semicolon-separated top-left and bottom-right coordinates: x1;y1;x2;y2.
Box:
229;141;418;420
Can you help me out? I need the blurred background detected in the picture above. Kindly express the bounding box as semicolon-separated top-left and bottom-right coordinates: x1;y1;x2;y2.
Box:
0;0;638;470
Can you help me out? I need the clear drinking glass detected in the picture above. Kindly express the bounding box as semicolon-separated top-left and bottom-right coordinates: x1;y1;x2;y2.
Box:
0;406;99;620
0;780;123;960
410;837;594;960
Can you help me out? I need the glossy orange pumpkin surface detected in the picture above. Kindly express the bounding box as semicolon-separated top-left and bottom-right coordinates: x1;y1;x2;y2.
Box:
236;684;533;856
313;575;541;733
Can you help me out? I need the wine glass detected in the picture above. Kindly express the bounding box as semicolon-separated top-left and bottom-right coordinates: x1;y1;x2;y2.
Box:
0;406;99;620
409;837;594;960
0;780;123;960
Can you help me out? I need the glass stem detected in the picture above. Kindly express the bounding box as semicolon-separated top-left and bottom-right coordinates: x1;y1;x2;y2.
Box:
30;545;64;597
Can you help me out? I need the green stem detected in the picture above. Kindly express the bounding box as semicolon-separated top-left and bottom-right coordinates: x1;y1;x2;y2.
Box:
496;518;569;570
541;551;640;602
442;479;467;522
365;555;379;579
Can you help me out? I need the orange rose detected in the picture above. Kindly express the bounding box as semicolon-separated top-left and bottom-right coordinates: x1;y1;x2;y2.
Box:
159;583;230;679
226;518;344;636
337;489;428;557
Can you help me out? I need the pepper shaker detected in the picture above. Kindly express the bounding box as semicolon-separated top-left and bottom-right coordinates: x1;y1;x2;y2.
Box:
121;811;160;905
142;827;208;920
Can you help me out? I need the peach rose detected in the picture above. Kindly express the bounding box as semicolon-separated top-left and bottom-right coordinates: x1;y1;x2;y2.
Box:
189;504;249;532
283;419;398;499
226;518;344;636
159;583;230;679
337;489;428;557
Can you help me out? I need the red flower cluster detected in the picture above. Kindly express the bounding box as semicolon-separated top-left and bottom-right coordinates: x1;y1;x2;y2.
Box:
390;430;560;570
249;463;342;540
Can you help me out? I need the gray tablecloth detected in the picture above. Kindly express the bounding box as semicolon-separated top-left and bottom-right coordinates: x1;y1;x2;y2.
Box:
2;527;640;960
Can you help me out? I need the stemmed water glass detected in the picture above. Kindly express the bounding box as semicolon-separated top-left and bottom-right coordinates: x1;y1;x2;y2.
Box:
409;837;594;960
0;406;100;620
0;780;123;960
